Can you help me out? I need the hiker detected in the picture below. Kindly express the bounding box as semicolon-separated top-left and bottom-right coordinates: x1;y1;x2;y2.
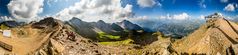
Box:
66;31;76;41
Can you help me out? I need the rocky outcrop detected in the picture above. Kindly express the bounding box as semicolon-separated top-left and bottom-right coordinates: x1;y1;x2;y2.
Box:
32;17;59;29
111;23;124;31
93;20;122;35
116;20;143;30
34;38;65;55
49;38;65;54
67;17;99;40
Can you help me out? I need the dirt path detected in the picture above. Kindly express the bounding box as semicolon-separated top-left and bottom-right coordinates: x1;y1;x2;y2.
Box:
216;27;238;44
0;23;62;55
224;19;238;36
216;18;238;43
0;28;53;55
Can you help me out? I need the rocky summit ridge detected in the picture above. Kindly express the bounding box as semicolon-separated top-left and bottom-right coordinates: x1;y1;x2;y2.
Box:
172;13;238;55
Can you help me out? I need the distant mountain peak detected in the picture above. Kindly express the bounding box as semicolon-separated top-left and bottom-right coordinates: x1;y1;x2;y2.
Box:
0;21;20;28
122;20;132;24
71;17;82;22
116;20;143;30
97;20;106;24
32;17;59;28
111;23;124;31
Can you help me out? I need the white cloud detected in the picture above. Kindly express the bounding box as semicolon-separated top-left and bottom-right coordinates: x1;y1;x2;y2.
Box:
199;15;205;19
220;0;228;3
7;0;44;19
158;14;172;19
198;0;206;8
0;16;14;21
226;16;233;19
224;3;236;12
236;4;238;8
137;0;156;8
201;4;206;8
138;16;148;20
157;13;190;20
46;0;57;6
129;16;148;21
55;0;133;22
157;2;162;7
159;16;167;19
166;14;172;19
172;13;190;20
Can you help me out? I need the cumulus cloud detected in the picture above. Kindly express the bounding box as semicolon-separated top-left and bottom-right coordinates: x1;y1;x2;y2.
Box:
55;0;133;22
7;0;44;19
137;0;156;8
157;13;190;20
130;16;148;21
224;3;236;11
137;16;148;20
158;14;171;19
172;13;190;20
125;16;147;24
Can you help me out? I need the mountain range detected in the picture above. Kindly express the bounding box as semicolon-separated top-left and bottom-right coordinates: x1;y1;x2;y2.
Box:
133;18;204;38
67;17;146;41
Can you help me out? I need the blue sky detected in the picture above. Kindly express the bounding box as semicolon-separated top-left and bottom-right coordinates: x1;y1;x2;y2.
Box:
122;0;238;17
40;0;80;16
0;0;238;22
0;0;10;16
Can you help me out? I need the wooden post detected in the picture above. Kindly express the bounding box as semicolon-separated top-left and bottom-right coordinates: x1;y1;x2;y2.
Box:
0;41;12;51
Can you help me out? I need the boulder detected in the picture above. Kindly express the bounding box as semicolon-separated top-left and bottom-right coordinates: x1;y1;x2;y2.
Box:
50;38;65;53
